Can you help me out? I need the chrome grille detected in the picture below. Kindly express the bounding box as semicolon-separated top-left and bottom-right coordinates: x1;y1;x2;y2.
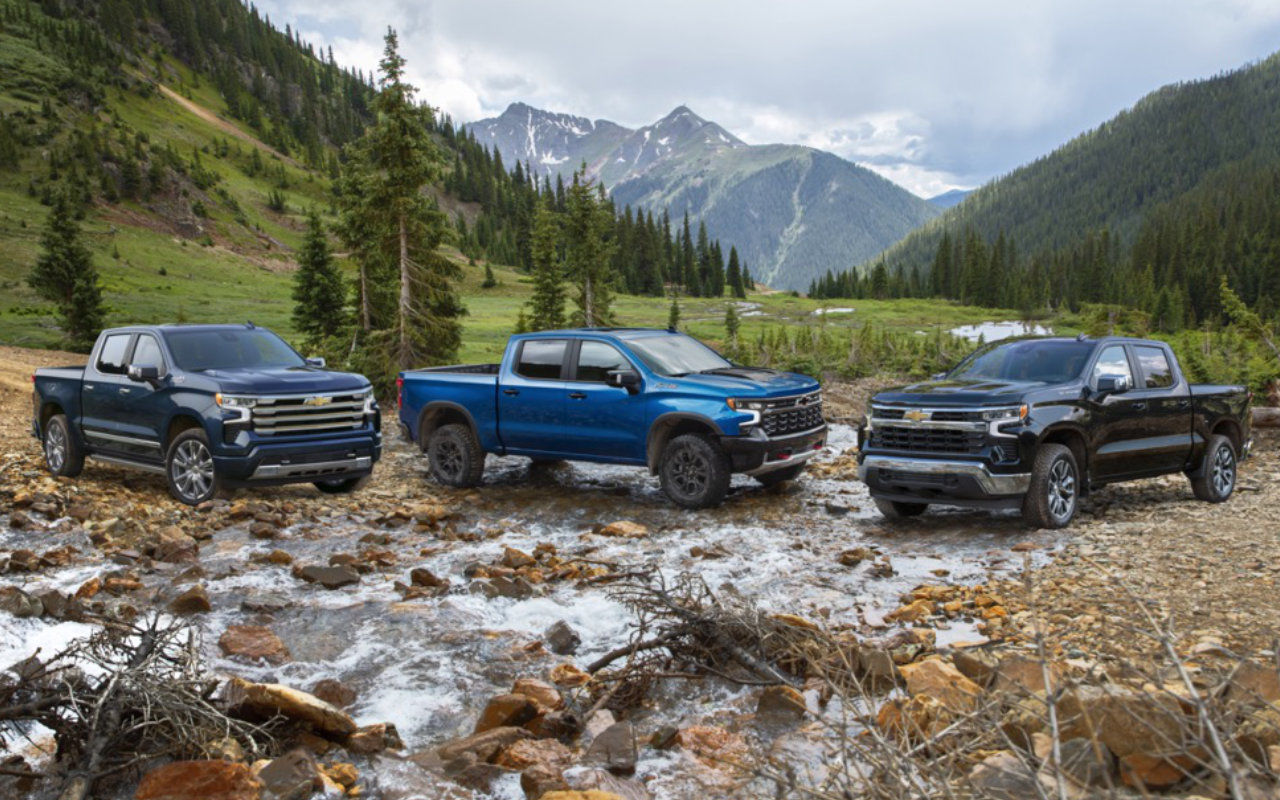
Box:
250;392;367;436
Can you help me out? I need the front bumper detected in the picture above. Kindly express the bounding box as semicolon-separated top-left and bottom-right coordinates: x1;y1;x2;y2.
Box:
720;425;828;475
859;454;1030;508
213;432;382;486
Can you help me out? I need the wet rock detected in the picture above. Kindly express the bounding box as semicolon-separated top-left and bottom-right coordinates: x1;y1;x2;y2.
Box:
36;590;75;620
345;722;404;754
410;567;449;589
248;521;278;540
582;710;616;743
885;598;934;624
66;503;93;522
296;564;360;589
755;685;807;725
474;693;540;734
169;585;212;615
525;710;580;741
837;547;873;567
103;576;144;595
474;575;535;599
949;645;1000;687
257;549;293;566
310;677;356;708
134;760;260;800
323;762;358;791
150;527;198;563
562;767;651;799
674;725;749;770
254;748;322;800
0;587;42;618
432;726;534;763
502;546;536;569
585;721;637;775
544;620;581;655
74;576;101;600
240;591;292;614
8;511;33;530
512;677;563;711
898;659;982;713
7;549;40;571
494;737;574;794
225;677;356;738
218;625;291;665
594;521;648;538
967;750;1049;799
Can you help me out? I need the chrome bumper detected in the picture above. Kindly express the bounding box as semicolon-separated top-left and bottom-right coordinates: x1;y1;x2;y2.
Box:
251;455;372;480
858;455;1030;496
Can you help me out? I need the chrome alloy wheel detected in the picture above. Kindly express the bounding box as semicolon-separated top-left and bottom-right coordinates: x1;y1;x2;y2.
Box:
44;421;67;472
171;439;214;502
1211;443;1235;497
1047;457;1077;522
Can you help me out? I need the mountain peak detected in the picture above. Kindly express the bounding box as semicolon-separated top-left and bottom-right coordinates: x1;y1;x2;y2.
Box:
659;105;702;124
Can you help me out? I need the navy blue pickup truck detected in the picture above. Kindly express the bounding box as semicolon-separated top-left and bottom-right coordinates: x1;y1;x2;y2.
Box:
32;324;381;505
397;328;827;508
858;336;1252;528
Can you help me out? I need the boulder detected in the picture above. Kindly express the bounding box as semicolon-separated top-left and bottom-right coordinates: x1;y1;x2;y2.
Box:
474;693;540;733
541;793;626;800
296;564;360;589
884;599;934;624
674;725;749;770
1118;753;1196;789
150;527;198;563
345;722;404;754
253;749;322;800
0;587;43;618
544;620;581;655
323;762;358;790
562;768;651;800
595;521;648;538
1230;661;1280;705
949;646;1000;687
248;521;278;540
310;678;357;708
1052;738;1115;788
495;737;575;796
966;751;1050;800
225;677;356;738
513;677;563;711
1063;685;1191;759
502;547;536;569
756;685;807;725
433;726;534;763
410;567;448;589
993;654;1065;695
549;663;591;688
898;658;982;713
585;721;637;775
134;760;260;800
218;626;291;665
169;585;212;615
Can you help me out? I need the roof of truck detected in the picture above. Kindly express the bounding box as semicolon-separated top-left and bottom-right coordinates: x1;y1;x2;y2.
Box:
518;327;679;340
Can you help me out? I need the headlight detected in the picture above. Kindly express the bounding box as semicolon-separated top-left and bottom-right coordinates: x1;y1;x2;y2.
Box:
983;405;1028;422
361;390;377;414
215;393;257;409
727;398;769;412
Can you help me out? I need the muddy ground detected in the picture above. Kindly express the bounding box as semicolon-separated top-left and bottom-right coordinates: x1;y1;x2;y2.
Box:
1;344;1277;798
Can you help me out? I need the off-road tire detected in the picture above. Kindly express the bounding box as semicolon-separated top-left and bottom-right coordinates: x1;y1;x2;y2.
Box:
42;413;84;477
427;423;485;488
165;428;221;506
873;497;928;519
1189;434;1236;503
1021;443;1079;529
659;433;732;509
755;464;806;488
313;475;372;494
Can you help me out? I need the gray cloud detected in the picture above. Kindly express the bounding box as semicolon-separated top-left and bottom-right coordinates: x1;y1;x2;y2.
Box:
255;0;1280;196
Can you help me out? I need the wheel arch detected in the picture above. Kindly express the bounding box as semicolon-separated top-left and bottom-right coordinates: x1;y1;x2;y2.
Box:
1210;418;1244;455
1038;425;1089;486
164;414;204;449
417;402;478;449
38;401;65;432
646;412;723;474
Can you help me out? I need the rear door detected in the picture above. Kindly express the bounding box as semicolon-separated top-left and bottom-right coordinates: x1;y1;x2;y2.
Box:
497;338;571;454
1127;344;1193;472
562;339;648;461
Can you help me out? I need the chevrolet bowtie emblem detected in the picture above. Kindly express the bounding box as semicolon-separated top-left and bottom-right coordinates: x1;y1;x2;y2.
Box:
303;396;332;407
904;409;929;422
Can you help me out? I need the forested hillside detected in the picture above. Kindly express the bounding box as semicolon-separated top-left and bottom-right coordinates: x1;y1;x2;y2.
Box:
814;52;1280;330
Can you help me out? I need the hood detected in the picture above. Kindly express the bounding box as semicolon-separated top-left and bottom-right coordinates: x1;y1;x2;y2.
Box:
673;367;819;398
203;366;370;395
874;378;1040;407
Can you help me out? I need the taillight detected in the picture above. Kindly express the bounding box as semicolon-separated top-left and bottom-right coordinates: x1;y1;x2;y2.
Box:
396;377;404;410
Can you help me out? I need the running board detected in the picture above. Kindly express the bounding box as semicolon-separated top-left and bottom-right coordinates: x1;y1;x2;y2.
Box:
88;454;166;475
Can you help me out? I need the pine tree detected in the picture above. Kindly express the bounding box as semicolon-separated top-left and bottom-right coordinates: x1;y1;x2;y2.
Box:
29;190;104;351
482;262;497;288
292;208;347;343
667;293;681;330
336;29;463;381
726;246;745;298
724;302;740;360
564;170;615;326
527;198;565;331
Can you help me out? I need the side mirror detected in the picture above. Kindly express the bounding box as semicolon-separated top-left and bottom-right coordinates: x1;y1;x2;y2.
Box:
1096;374;1131;395
306;357;327;368
931;372;947;380
127;364;161;386
608;370;641;393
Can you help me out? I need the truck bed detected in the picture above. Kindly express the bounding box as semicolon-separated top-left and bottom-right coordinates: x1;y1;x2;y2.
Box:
408;364;500;375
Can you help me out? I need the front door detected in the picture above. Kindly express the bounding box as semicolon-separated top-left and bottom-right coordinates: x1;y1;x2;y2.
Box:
118;333;171;464
1126;344;1193;473
498;338;570;455
563;339;648;461
1087;344;1143;480
80;332;154;458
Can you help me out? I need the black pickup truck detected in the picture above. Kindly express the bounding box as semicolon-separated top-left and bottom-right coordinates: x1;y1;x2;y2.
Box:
857;336;1252;528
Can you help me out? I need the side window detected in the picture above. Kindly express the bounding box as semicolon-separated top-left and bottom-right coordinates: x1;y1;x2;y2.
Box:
1134;346;1174;389
515;340;567;380
96;334;132;375
1092;345;1132;386
131;335;165;371
575;341;630;383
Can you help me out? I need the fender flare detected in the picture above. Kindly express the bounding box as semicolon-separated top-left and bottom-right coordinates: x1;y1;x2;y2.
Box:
645;412;725;473
417;401;479;448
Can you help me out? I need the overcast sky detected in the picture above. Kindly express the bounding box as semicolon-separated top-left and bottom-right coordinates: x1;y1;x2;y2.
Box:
253;0;1280;197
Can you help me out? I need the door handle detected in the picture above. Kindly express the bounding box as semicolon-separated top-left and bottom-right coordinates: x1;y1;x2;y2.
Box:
568;392;587;400
1132;401;1148;411
118;387;132;395
502;388;520;396
84;384;95;390
1178;399;1191;408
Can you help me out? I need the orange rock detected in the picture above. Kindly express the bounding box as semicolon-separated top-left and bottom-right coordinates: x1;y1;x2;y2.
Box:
549;663;591;688
494;737;574;771
885;599;934;624
225;678;355;737
218;625;291;665
674;725;749;769
323;763;358;789
770;613;821;631
74;576;101;600
474;693;539;734
1119;753;1194;789
512;677;563;711
595;521;649;538
134;760;260;800
898;659;982;713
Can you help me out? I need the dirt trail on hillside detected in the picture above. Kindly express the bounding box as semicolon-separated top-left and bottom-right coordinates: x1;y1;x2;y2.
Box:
154;82;298;167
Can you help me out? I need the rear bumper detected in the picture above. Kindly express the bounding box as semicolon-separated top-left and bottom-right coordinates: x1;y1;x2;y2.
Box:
213;432;382;486
858;454;1030;508
720;425;827;475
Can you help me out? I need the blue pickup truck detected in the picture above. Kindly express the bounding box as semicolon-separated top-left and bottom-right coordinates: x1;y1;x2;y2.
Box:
32;324;381;505
397;328;827;508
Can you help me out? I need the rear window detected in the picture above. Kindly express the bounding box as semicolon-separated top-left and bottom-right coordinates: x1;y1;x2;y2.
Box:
96;334;131;375
1134;345;1174;389
516;340;566;380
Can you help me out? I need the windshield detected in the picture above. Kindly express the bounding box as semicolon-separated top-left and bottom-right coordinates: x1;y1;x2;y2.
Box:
949;339;1094;384
164;328;306;371
626;334;732;377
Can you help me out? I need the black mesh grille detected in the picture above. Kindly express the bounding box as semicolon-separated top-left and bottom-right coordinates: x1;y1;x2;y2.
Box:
869;425;984;454
762;402;824;437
